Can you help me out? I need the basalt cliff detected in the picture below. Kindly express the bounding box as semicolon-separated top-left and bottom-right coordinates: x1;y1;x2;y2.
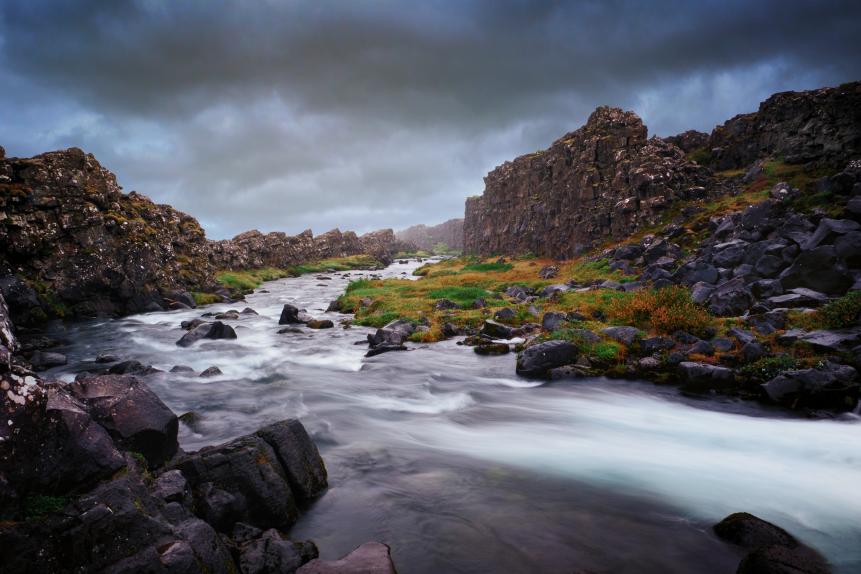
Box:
396;218;464;252
0;146;400;326
464;81;861;258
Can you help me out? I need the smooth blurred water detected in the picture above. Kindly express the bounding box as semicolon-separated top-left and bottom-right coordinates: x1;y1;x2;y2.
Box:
43;260;861;573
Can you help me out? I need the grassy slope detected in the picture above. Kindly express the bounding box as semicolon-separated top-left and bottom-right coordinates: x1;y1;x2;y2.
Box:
214;254;383;294
337;160;856;376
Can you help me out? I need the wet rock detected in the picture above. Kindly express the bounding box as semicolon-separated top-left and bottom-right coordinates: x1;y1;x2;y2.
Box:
29;350;67;370
200;366;222;377
638;357;661;370
474;342;510;355
181;318;207;331
297;542;397;574
677;361;736;390
516;340;579;378
600;326;643;346
254;419;327;501
368;319;416;347
95;353;119;364
179;411;204;432
176;321;238;347
480;320;515;340
714;512;831;574
108;359;160;376
239;529;319;574
171;365;195;373
215;311;240;320
762;362;858;410
69;374;179;467
365;343;408;357
278;327;304;334
279;304;306;325
306;319;335;329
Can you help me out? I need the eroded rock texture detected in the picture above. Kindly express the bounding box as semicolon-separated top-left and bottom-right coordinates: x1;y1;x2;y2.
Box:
463;107;714;258
0;148;216;325
706;81;861;170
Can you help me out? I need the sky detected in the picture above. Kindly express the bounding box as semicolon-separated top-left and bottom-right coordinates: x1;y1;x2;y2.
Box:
1;1;859;240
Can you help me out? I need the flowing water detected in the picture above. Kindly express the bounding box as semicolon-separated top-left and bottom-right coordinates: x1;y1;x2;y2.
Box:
42;260;861;573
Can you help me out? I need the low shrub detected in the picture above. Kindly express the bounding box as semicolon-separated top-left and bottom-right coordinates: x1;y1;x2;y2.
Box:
810;291;861;329
461;262;514;273
607;286;713;336
740;355;798;381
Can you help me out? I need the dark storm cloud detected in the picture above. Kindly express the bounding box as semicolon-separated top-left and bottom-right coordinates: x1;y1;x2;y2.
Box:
1;0;859;238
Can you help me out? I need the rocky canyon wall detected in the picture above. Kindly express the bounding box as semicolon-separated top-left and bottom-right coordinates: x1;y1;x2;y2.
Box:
0;147;401;325
463;107;714;258
396;218;464;251
464;81;861;258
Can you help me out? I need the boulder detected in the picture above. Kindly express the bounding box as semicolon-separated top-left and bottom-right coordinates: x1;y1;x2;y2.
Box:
779;246;853;295
797;328;861;352
297;542;397;574
306;319;335;329
540;284;570;298
368;320;416;347
600;326;643;346
365;344;408;357
516;341;579;378
434;299;460;310
762;362;858;410
708;277;753;317
69;374;179;467
176;321;238;347
474;343;510;355
480;320;515;340
239;529;319;574
714;512;831;574
279;304;306;325
200;366;222;377
254;420;328;502
803;217;860;250
107;359;160;376
541;311;567;332
29;350;67;370
538;265;559;279
493;307;517;321
677;361;736;390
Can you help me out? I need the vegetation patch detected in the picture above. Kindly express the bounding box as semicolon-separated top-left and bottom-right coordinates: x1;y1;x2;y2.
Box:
607;286;714;336
461;261;513;273
217;255;382;293
24;495;70;520
804;291;861;330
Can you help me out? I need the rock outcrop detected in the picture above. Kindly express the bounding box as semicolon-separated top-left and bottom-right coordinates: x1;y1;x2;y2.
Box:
396;218;464;252
209;227;401;270
0;148;216;325
463;107;715;258
706;81;861;170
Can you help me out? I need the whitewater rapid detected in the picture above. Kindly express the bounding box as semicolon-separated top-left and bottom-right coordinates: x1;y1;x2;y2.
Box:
42;259;861;573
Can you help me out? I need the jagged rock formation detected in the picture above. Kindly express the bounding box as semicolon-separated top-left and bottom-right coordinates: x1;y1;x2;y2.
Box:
463;107;714;258
396;218;464;251
0;147;402;325
706;81;861;170
0;148;216;325
664;130;709;153
208;227;400;270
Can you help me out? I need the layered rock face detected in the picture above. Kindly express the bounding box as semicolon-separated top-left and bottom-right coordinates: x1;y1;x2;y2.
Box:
0;148;217;325
464;107;713;257
706;81;861;170
396;218;464;251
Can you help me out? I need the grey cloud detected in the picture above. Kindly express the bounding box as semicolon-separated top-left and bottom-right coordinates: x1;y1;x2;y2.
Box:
0;0;859;238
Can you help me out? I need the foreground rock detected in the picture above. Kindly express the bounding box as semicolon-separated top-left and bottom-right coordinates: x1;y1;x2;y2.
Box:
298;542;398;574
714;512;831;574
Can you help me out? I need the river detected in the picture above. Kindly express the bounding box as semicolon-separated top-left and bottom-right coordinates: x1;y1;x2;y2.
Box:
41;259;861;573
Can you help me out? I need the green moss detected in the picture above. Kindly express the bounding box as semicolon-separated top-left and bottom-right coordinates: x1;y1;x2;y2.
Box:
427;286;489;305
740;355;798;382
354;311;401;328
192;292;221;306
806;291;861;329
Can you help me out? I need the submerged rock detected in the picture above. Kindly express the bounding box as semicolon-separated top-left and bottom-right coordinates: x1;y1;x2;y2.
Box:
297;542;398;574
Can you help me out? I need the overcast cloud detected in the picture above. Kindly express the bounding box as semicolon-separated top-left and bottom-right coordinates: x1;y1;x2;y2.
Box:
1;0;859;239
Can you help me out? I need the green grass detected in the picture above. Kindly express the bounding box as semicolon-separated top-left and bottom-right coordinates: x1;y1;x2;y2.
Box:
427;286;489;305
740;355;799;381
217;256;382;292
192;291;221;306
462;262;514;273
804;291;861;329
354;311;402;328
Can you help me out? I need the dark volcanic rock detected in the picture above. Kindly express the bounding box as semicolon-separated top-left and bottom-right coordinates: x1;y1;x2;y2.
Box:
463;107;715;258
761;362;858;411
707;81;861;170
368;319;416;347
395;218;464;251
176;320;238;347
0;147;215;325
516;340;579;378
69;374;179;467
